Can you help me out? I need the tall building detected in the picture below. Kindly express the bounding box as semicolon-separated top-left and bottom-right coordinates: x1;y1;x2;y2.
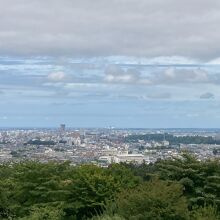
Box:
60;124;66;132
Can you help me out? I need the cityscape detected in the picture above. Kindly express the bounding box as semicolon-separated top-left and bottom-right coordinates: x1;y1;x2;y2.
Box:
1;124;220;166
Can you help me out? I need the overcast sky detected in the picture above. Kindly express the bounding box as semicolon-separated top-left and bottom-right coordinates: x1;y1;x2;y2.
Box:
1;0;220;128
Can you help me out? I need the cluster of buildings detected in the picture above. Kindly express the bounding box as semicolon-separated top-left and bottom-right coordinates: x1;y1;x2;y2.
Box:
0;126;219;166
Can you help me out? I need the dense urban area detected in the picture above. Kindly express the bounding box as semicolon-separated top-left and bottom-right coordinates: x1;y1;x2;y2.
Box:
0;125;220;165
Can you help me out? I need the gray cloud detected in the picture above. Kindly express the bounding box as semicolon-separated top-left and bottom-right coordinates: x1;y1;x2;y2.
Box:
200;92;215;99
104;66;141;84
104;65;154;85
1;0;220;60
145;93;172;99
1;56;220;103
151;68;210;85
103;66;219;86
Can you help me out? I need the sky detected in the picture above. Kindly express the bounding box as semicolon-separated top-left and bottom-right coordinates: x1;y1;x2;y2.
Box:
1;0;220;128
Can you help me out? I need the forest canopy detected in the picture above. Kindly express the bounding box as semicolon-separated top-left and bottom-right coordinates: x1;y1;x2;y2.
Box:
0;154;219;220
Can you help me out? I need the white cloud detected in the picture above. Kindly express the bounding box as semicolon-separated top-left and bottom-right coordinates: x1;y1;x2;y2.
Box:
47;72;66;82
103;66;216;86
104;66;139;84
151;68;210;85
104;65;151;84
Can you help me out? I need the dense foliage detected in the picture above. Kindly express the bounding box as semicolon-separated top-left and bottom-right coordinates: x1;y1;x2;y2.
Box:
0;154;219;219
125;133;220;145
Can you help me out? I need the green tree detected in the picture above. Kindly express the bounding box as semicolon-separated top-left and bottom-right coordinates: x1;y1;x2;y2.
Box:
155;154;220;209
107;179;190;220
63;165;125;219
18;207;64;220
190;205;220;220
